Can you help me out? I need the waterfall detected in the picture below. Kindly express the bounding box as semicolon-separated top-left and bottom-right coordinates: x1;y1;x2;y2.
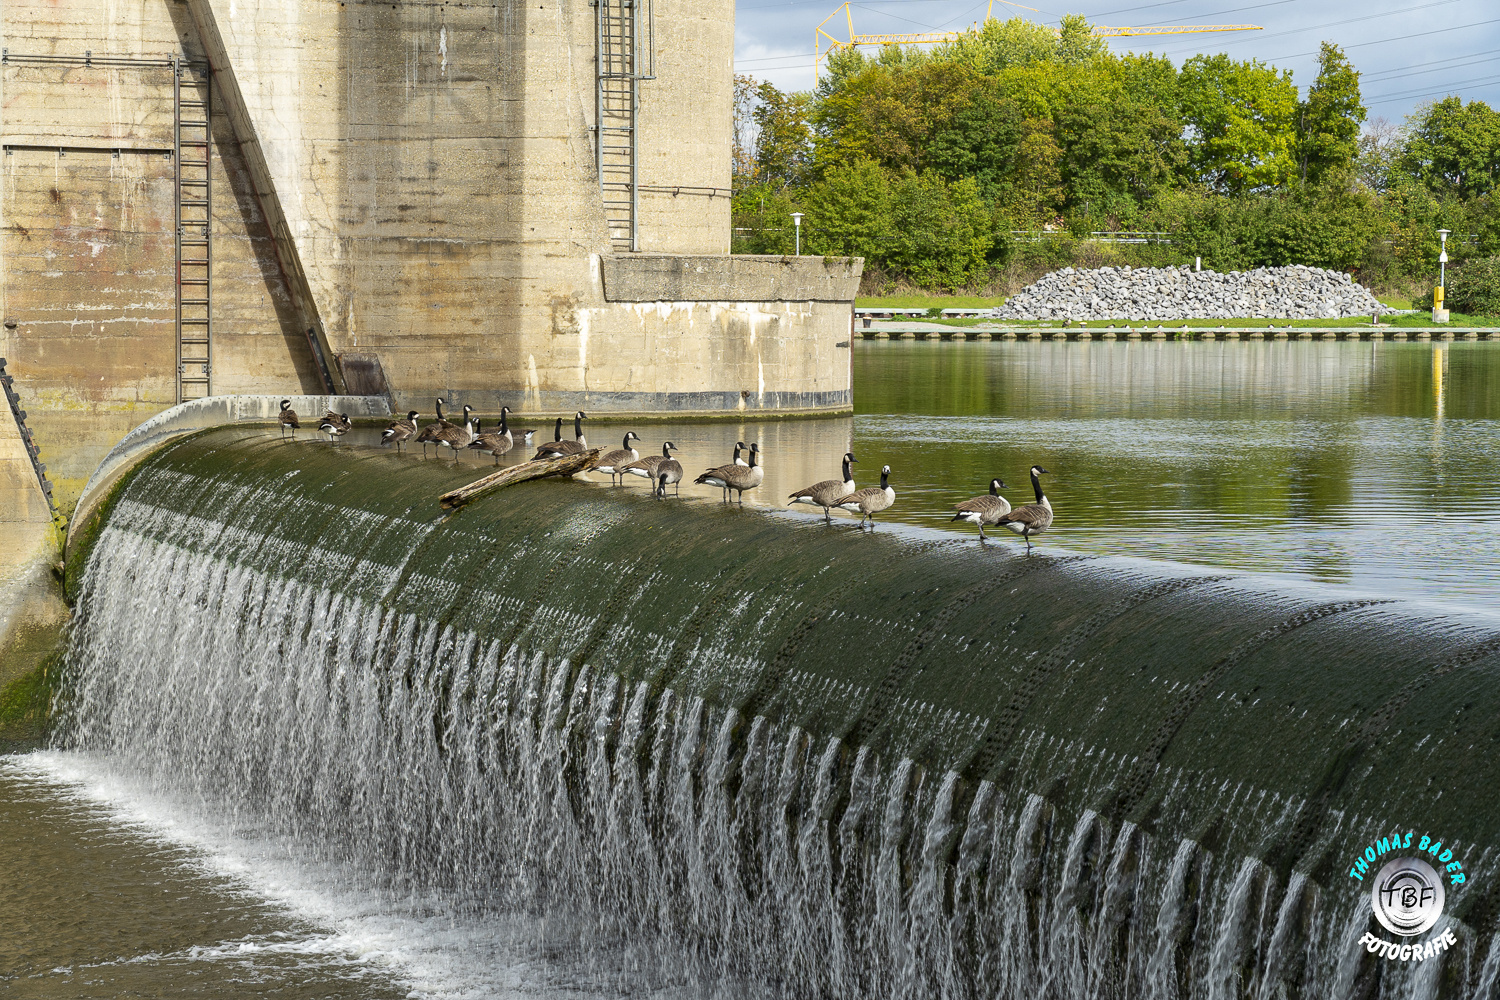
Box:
55;429;1500;999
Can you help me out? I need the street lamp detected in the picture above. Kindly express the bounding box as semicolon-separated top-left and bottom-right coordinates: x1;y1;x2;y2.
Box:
1435;229;1451;323
791;212;804;256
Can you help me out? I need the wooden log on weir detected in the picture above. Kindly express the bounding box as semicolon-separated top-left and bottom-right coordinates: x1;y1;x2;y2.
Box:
440;448;602;509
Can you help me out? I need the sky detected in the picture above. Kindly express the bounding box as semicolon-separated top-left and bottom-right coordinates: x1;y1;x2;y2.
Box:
734;0;1500;131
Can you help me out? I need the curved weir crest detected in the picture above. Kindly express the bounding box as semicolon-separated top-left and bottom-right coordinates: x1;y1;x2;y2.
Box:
61;428;1500;998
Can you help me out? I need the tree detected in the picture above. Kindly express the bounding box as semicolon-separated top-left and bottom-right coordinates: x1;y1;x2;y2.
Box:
803;159;893;259
1055;57;1186;223
1179;54;1298;193
1400;96;1500;198
1296;42;1365;184
731;183;800;255
884;172;995;290
935;15;1101;76
752;83;814;191
1356;117;1406;193
733;74;759;181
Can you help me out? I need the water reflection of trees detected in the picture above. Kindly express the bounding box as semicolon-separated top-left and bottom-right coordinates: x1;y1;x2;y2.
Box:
849;342;1499;592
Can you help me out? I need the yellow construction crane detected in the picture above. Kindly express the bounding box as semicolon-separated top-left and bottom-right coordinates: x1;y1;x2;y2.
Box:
814;0;1263;80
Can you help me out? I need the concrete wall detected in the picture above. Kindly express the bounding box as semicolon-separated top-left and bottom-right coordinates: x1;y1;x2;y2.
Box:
1;0;859;515
0;387;67;703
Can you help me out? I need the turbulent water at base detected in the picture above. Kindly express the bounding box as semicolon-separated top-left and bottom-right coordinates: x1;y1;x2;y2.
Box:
54;433;1500;1000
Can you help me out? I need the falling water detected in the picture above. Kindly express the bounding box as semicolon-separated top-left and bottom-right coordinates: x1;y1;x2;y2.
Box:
54;431;1500;998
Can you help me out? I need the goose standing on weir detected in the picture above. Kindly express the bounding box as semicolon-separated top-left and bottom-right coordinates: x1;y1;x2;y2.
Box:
415;399;455;457
621;441;675;485
655;445;684;498
699;441;746;501
319;411;351;445
831;465;894;528
594;431;641;485
467;410;515;465
950;478;1011;540
695;442;763;504
382;410;418;452
535;411;588;458
995;465;1053;552
432;408;476;461
278;400;300;439
787;452;856;521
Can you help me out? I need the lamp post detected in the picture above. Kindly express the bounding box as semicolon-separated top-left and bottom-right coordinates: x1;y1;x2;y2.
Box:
1435;229;1451;323
792;212;804;256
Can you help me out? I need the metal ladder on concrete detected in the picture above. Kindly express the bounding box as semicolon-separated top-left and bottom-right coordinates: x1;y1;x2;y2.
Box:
595;0;653;252
174;57;213;402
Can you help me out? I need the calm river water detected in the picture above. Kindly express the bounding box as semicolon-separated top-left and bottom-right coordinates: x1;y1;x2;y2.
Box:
3;338;1498;998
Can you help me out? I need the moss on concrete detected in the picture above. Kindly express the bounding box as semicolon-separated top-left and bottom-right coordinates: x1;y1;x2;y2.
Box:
0;652;62;751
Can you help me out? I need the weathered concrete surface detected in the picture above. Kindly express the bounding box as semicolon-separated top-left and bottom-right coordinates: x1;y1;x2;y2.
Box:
2;0;859;489
603;256;863;302
0;400;67;701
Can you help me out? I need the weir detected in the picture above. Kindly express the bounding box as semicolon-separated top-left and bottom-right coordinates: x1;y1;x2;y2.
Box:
62;427;1500;998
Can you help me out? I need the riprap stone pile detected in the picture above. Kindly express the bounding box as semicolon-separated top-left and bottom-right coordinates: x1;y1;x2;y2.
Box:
996;265;1390;321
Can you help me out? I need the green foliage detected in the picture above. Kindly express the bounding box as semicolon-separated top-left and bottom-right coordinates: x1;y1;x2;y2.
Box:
1401;97;1500;199
934;16;1075;75
882;172;996;290
734;21;1494;292
1179;54;1298;193
751;83;813;190
1446;256;1500;314
1297;43;1365;184
803;159;892;259
731;183;800;255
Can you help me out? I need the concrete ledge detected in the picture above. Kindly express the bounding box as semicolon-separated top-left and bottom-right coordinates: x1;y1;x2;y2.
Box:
73;395;389;528
602;255;863;302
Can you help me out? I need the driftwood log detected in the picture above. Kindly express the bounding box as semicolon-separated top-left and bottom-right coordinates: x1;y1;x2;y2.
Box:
440;448;601;509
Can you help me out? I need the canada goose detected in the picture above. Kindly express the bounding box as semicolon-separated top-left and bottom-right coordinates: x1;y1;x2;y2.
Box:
831;465;894;528
695;442;763;504
432;409;476;461
950;478;1011;540
733;441;749;467
532;417;564;459
995;465;1053;552
536;411;588;458
788;452;856;521
655;447;685;498
415;399;456;457
468;406;517;464
278;400;300;439
621;441;675;484
594;431;642;485
382;410;419;452
505;411;537;450
319;411;351;445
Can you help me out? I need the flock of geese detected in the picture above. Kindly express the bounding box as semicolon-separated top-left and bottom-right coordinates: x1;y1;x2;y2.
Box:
276;400;1054;548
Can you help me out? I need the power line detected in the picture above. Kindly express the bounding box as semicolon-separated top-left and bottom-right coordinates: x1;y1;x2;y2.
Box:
1366;72;1500;105
1264;16;1500;61
1361;48;1500;84
1093;0;1295;25
1152;0;1467;56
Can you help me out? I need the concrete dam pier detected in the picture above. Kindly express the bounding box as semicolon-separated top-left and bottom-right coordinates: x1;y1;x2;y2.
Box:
58;428;1500;998
1;0;860;517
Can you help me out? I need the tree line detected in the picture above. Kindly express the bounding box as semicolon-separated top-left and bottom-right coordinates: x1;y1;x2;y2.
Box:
731;17;1500;307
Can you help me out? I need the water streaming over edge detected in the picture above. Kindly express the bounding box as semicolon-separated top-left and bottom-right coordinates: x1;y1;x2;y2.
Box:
50;435;1500;999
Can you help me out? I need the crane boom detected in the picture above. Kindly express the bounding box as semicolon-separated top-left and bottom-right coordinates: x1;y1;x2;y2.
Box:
812;3;1263;81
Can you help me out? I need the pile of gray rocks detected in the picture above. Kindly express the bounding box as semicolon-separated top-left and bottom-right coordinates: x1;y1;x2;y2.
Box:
996;265;1391;321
